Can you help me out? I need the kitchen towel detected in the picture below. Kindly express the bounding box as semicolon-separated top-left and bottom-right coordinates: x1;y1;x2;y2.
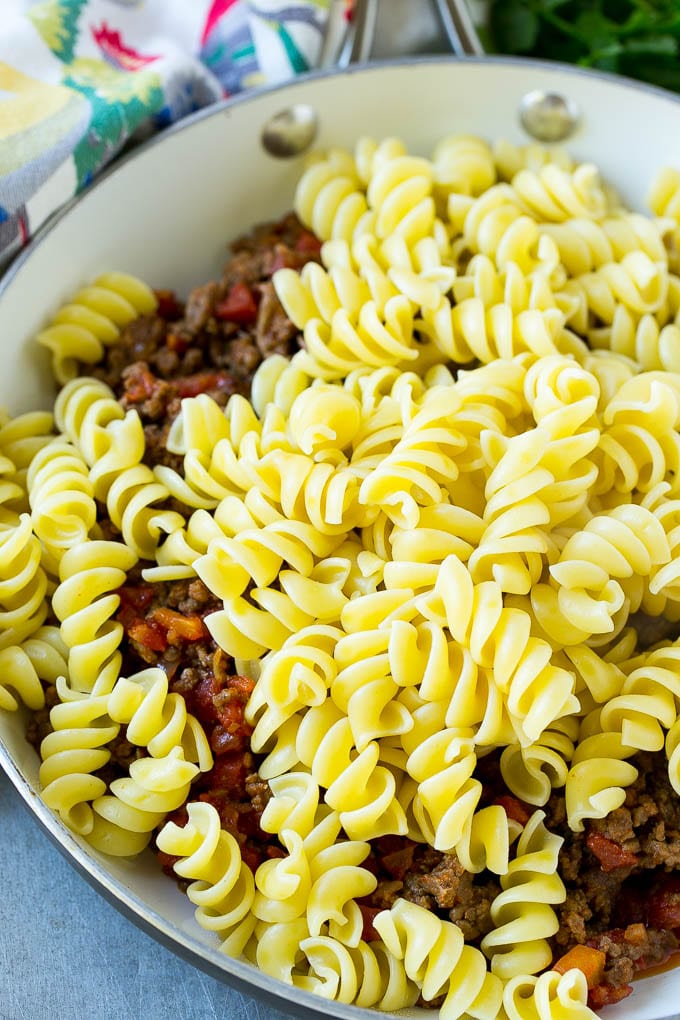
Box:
0;0;332;264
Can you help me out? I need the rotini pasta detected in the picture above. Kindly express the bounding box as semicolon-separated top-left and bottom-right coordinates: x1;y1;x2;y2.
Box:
37;272;158;384
19;134;680;1020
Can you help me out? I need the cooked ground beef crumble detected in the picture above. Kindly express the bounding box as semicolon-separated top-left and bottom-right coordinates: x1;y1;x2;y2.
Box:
26;212;680;1010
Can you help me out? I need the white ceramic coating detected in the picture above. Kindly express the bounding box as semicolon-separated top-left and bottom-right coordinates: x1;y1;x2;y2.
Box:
2;57;680;1020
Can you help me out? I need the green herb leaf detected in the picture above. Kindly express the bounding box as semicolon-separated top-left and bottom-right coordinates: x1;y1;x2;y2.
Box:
622;33;678;55
487;0;680;95
488;0;540;53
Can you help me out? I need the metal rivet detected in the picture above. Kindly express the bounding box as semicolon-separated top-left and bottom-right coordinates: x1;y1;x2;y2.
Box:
261;105;318;159
519;90;581;143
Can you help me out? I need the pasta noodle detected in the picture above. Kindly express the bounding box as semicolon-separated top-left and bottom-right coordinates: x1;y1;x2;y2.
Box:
10;135;680;1020
37;271;158;384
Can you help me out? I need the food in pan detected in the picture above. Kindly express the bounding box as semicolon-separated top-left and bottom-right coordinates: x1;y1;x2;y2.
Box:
4;132;680;1018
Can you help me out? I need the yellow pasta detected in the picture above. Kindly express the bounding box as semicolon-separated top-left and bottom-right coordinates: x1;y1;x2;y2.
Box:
15;134;680;1020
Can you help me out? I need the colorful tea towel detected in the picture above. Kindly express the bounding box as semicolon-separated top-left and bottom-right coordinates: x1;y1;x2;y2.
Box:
0;0;332;265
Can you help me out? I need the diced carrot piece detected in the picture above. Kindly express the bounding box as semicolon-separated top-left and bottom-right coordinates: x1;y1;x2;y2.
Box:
553;945;607;989
128;620;167;653
149;607;207;643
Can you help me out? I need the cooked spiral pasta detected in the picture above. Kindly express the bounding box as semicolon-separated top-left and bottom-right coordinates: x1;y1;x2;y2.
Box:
25;135;680;1019
0;513;49;650
594;372;680;498
0;410;55;508
493;139;575;182
373;898;503;1020
295;148;373;246
291;296;418;381
648;164;680;271
561;251;669;333
0;625;68;712
50;540;137;696
565;728;639;832
105;463;185;559
37;271;158;383
156;800;259;955
500;716;578;807
87;746;200;856
39;684;119;835
0;451;25;528
293;700;408;841
54;376;125;449
27;438;97;574
432;133;497;198
107;667;213;770
52;377;182;557
420;296;565;367
512;163;609;223
590;305;680;372
358;385;466;529
295;934;418;1009
481;811;566;979
547;504;670;638
503;969;597;1020
82;406;147;502
435;555;578;745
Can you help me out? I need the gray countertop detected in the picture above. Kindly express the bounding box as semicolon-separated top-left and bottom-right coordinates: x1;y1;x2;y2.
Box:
1;769;294;1020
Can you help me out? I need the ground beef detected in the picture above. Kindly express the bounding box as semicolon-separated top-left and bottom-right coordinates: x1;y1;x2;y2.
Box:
87;212;320;478
115;574;275;869
25;682;60;750
540;751;680;998
254;280;299;357
93;212;318;400
359;837;499;946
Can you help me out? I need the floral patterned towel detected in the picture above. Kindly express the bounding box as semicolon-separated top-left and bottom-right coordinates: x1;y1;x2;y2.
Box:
0;0;332;265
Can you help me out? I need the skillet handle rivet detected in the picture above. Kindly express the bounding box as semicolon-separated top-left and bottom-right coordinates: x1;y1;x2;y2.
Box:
261;105;319;159
519;90;580;143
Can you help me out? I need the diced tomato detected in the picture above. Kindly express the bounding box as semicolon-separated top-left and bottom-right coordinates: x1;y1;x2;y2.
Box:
209;753;250;796
647;875;680;929
586;831;638;871
214;281;258;324
176;370;232;398
375;834;414;857
588;984;633;1009
294;230;322;255
228;674;256;699
118;585;155;612
154;289;183;320
494;794;532;826
124;365;161;403
358;904;382;942
148;608;207;644
241;844;263;875
382;845;416;881
553;946;606;989
128;619;168;653
188;675;221;724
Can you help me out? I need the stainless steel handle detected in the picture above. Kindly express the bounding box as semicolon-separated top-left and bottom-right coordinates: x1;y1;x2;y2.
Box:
321;0;485;69
338;0;380;66
435;0;485;56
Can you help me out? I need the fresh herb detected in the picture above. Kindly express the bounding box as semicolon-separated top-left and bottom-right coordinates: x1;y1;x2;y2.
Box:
487;0;680;94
